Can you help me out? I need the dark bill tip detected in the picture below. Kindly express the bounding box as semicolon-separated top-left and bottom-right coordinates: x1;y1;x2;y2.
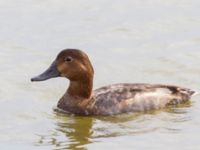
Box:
31;76;45;82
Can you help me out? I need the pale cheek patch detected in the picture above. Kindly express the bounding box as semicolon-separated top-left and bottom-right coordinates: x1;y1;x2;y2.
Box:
79;63;87;72
58;64;67;77
58;63;66;72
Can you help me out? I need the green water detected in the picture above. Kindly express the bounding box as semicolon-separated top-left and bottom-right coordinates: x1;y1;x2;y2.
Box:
0;0;200;149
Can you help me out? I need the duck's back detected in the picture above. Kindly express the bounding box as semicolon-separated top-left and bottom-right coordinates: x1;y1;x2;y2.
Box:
92;83;196;115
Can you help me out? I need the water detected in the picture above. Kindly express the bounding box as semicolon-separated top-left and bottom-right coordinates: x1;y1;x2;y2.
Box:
0;0;200;149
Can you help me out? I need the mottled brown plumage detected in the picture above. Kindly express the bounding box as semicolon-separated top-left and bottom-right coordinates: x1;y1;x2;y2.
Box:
31;49;196;115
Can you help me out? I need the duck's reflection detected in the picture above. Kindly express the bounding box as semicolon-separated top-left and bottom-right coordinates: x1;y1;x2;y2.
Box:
36;110;147;149
36;104;192;149
37;112;93;150
57;115;93;150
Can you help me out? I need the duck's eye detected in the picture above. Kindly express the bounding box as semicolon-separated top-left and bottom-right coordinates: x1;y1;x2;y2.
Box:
65;57;73;62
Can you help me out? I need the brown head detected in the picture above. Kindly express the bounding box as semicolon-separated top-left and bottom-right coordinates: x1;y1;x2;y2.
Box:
31;49;94;98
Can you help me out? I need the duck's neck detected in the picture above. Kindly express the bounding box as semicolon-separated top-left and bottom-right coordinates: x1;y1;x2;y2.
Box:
67;77;93;99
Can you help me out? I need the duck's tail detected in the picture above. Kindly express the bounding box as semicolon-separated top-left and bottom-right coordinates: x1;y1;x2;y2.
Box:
166;85;198;105
190;90;199;97
178;88;198;97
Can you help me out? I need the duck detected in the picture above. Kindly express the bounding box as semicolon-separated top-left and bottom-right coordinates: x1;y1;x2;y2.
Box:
31;49;197;115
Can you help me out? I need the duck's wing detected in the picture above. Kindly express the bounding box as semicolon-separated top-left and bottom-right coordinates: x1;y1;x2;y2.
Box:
93;83;196;115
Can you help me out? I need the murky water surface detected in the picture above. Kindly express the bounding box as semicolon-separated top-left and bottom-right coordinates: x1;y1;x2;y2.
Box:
0;0;200;149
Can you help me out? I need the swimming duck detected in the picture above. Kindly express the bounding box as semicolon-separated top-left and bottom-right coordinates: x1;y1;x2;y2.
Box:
31;49;196;115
